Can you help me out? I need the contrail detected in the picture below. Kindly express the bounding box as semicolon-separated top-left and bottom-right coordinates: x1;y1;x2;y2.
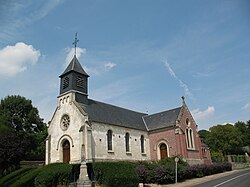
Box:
163;59;194;100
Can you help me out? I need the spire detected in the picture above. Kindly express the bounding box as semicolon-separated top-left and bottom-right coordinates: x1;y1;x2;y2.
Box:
59;56;89;78
59;33;89;105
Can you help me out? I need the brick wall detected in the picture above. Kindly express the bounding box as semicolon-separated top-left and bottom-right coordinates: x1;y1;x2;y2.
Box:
148;102;212;165
149;128;177;160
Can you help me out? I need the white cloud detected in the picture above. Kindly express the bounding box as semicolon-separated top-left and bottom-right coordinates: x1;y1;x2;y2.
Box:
84;62;117;76
65;47;86;66
242;103;250;111
0;42;41;77
191;106;215;121
104;62;116;71
64;48;116;76
163;60;194;100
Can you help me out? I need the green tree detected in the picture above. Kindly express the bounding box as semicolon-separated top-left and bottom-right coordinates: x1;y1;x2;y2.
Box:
0;131;28;176
206;124;243;155
246;120;250;147
0;95;45;133
234;121;247;146
0;95;47;173
198;129;210;144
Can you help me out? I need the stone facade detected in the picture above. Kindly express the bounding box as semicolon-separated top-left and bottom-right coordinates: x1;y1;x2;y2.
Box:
91;122;150;161
46;92;89;164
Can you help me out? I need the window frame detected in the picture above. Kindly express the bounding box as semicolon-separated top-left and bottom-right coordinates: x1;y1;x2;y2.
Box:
125;132;130;153
140;135;145;154
107;130;113;151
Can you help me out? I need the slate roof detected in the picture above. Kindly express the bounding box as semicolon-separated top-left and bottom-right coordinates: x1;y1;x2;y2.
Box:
60;55;89;77
78;98;182;131
79;99;148;131
143;107;182;131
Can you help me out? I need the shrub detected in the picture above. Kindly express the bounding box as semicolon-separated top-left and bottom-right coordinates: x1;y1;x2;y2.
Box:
93;160;232;186
35;163;72;187
69;164;81;183
11;168;41;187
0;167;33;187
154;165;168;184
184;162;232;179
135;158;189;184
221;162;232;171
135;164;149;183
93;161;139;187
230;155;247;163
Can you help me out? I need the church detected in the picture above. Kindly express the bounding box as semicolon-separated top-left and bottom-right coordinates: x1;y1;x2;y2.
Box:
45;54;211;166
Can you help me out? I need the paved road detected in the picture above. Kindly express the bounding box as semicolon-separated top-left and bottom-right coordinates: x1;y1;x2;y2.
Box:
192;168;250;187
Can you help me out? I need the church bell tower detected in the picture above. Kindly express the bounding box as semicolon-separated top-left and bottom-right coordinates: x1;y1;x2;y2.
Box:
59;33;89;104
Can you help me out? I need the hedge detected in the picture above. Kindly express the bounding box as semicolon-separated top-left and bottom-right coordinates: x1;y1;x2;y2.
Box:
135;159;232;185
35;163;72;187
0;167;33;187
93;161;139;187
0;163;80;187
184;162;232;179
135;158;189;184
0;161;233;186
92;158;189;186
230;155;247;163
11;168;41;187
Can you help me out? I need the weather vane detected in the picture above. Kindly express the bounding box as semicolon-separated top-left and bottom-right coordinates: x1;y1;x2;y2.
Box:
72;32;79;56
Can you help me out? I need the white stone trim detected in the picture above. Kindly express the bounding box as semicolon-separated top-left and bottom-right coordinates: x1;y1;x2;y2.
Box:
156;140;170;160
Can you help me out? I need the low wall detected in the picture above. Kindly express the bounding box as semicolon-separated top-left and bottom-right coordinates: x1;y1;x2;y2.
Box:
20;161;45;167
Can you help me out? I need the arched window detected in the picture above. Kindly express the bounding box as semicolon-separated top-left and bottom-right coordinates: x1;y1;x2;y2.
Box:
107;130;113;151
189;129;194;148
125;132;130;152
160;143;168;159
60;114;70;131
186;128;195;149
140;135;145;153
186;129;190;148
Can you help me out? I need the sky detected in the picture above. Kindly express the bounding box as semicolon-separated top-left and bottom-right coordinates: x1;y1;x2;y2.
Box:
0;0;249;130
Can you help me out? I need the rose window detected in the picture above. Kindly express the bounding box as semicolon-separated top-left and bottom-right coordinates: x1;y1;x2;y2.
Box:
61;114;70;130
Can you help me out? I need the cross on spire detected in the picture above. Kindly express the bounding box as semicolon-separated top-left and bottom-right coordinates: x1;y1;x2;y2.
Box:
72;32;79;56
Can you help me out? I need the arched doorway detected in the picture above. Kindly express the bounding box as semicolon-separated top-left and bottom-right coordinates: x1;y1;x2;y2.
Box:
160;143;168;160
62;140;70;163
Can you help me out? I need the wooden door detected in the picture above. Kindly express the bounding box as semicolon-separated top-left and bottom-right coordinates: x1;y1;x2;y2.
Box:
63;140;70;163
160;143;168;159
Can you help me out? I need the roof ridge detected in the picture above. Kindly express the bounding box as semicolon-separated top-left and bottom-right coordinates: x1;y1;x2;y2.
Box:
88;98;148;115
72;55;76;70
146;106;182;118
142;116;149;131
